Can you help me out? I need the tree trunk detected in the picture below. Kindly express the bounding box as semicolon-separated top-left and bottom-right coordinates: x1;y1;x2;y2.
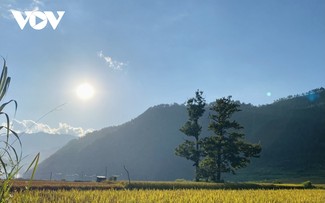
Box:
216;168;221;182
123;165;131;184
195;136;200;182
195;165;199;182
216;148;221;182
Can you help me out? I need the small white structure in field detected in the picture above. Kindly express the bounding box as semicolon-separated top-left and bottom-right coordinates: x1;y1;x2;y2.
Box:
96;176;106;182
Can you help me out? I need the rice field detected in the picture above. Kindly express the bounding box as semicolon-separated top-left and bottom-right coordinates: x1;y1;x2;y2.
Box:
10;189;325;203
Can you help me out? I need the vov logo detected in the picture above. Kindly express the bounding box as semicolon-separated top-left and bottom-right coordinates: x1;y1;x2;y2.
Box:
11;10;65;30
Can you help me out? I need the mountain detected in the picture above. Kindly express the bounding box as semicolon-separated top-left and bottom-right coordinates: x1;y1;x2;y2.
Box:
13;132;76;174
34;88;325;182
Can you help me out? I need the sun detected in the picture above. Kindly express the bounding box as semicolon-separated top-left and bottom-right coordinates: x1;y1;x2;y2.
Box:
76;83;95;101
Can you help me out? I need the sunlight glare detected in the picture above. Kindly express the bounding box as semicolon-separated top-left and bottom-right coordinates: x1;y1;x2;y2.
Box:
76;83;95;101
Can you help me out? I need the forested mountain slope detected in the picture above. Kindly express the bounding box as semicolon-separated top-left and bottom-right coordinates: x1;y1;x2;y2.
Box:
34;88;325;182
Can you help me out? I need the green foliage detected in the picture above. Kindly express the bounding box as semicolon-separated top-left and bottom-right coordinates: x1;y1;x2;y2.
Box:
0;58;20;202
176;94;262;182
178;90;206;139
200;96;261;182
0;58;39;202
302;181;314;188
198;157;219;182
175;90;206;181
175;140;196;161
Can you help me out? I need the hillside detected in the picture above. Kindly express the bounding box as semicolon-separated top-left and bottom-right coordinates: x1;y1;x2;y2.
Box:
34;88;325;182
12;133;76;173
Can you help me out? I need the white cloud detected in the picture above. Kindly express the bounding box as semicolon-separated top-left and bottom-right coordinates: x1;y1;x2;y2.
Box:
0;2;15;19
97;51;127;70
1;0;44;19
30;0;44;11
6;120;94;137
32;0;43;6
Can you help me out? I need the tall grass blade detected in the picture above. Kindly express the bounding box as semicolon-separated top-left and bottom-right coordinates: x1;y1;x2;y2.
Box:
24;153;40;190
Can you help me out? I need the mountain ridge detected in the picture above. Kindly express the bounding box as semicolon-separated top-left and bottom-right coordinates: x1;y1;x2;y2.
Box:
33;88;325;182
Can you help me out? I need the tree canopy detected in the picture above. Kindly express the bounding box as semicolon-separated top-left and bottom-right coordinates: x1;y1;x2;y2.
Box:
175;90;206;181
200;96;261;182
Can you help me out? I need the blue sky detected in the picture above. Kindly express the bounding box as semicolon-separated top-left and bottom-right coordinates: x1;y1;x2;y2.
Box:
0;0;324;135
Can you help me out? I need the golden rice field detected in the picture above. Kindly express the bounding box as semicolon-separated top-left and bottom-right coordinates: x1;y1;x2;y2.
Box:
11;189;325;203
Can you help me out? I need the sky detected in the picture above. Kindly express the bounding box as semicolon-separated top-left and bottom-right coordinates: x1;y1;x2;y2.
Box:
0;0;324;136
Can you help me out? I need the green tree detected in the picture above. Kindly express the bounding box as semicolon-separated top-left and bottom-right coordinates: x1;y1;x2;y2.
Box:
201;96;261;182
175;90;206;181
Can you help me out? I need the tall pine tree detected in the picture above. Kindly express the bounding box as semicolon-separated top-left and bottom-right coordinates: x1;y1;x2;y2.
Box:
175;90;206;181
200;96;261;182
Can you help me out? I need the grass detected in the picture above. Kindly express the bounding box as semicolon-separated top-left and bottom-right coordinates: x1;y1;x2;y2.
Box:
0;59;39;202
10;189;325;203
6;180;324;191
9;180;125;191
5;180;325;202
125;181;324;190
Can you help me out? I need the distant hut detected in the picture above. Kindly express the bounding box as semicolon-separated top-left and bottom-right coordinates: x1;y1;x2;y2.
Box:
109;175;119;181
96;176;106;182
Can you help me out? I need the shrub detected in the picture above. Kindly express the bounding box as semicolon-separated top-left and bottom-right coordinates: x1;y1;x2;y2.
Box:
302;181;313;189
175;179;187;182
